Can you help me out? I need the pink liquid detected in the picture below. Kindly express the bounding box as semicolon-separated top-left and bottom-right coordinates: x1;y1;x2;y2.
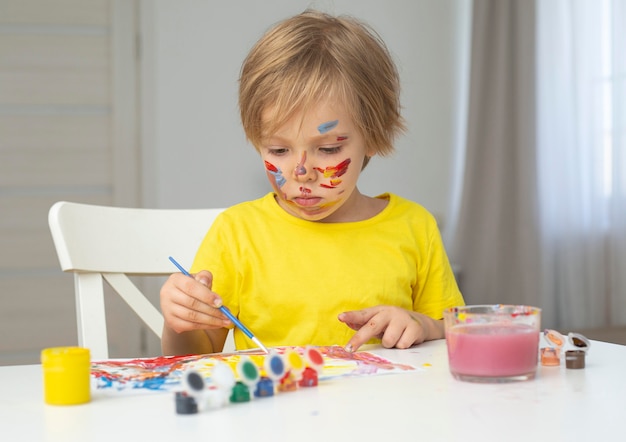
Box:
446;323;539;378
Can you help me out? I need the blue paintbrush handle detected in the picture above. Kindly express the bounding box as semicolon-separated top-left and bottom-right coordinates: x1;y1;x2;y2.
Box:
167;256;268;353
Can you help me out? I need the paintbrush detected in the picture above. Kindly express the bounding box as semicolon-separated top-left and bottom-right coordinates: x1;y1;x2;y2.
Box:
168;256;270;354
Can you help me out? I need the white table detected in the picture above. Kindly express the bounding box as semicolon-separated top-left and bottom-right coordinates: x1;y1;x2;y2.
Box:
2;338;624;442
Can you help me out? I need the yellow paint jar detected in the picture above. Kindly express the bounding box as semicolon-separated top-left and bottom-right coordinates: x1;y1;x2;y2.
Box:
41;347;91;405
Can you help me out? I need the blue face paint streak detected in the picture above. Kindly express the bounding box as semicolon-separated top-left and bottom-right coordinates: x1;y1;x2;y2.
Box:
317;119;339;134
275;173;286;187
264;161;286;188
295;151;307;176
268;169;286;187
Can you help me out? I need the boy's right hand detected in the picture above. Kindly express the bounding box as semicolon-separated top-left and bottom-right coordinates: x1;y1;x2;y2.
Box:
160;270;232;333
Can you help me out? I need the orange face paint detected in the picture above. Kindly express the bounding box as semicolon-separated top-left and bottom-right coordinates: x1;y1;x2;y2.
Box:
314;158;351;188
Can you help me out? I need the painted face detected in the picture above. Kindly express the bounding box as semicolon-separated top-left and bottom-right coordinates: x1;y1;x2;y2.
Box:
260;101;373;222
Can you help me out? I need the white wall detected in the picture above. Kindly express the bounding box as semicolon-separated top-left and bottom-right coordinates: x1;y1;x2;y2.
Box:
141;0;469;235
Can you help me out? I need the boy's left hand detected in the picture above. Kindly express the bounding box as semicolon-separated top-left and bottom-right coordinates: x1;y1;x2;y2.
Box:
338;306;441;352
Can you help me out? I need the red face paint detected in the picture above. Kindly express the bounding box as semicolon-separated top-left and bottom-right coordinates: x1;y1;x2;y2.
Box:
264;160;278;172
320;181;340;189
314;159;351;188
313;158;351;178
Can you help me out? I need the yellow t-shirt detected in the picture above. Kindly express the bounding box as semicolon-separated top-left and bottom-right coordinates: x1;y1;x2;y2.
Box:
191;192;464;350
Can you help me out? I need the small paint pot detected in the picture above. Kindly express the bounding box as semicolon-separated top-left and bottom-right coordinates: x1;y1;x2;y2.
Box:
565;350;586;369
204;387;228;409
230;381;251;403
184;370;206;395
264;351;286;381
540;347;561;366
277;372;299;392
175;391;198;414
41;347;91;405
237;356;260;387
254;377;275;397
304;346;324;372
211;361;236;390
284;350;305;380
298;366;319;387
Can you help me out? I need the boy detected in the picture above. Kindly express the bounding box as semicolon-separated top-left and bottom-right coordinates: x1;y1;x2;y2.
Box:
160;10;464;355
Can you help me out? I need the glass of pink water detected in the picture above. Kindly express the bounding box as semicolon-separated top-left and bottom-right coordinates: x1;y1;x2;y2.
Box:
444;305;541;382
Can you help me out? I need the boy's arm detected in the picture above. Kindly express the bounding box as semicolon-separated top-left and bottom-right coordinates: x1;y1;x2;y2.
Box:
160;271;231;355
161;327;229;356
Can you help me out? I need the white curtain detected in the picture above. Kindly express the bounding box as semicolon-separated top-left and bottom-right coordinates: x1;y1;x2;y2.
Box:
450;0;543;318
451;0;626;331
537;0;626;329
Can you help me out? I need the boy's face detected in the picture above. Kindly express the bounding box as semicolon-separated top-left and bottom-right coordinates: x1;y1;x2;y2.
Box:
260;100;374;222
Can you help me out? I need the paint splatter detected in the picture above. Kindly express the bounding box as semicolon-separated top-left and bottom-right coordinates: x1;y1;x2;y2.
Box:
314;158;351;188
317;120;339;134
91;346;418;393
91;354;203;391
264;160;286;187
314;158;351;178
320;179;343;189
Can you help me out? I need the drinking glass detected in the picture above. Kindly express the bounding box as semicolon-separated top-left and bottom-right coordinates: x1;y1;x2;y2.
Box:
444;305;541;382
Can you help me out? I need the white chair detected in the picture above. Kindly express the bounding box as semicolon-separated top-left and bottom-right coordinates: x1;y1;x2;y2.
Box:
48;201;228;359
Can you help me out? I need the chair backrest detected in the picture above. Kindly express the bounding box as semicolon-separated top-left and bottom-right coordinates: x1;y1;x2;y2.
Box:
48;201;226;359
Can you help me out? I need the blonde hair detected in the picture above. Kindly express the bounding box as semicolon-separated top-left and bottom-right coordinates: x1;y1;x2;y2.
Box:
238;10;406;167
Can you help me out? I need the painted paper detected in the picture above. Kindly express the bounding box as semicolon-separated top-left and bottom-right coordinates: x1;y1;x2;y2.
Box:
91;346;417;394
